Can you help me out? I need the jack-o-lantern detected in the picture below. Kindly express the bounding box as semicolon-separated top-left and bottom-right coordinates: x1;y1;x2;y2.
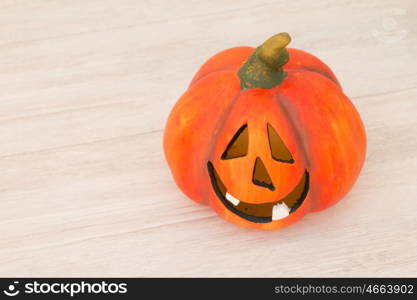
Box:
164;33;366;230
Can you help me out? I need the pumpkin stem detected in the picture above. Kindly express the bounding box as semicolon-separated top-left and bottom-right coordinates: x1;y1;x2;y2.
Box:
238;32;291;90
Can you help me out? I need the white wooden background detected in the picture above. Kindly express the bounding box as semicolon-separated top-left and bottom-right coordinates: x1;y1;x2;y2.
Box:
0;0;416;277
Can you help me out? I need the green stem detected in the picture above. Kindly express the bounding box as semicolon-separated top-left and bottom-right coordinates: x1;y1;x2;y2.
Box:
238;32;291;90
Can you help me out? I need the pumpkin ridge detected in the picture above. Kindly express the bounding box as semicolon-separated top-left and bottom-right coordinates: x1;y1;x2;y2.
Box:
189;46;254;86
287;67;341;88
273;92;312;172
203;90;243;203
188;67;240;88
274;92;320;210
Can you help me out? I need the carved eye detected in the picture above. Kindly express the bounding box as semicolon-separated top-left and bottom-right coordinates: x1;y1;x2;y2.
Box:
267;124;294;163
221;124;248;160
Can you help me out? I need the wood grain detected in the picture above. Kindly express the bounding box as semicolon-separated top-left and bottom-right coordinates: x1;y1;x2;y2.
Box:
0;0;416;277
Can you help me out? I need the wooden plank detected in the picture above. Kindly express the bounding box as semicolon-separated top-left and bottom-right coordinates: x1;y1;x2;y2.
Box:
0;0;416;277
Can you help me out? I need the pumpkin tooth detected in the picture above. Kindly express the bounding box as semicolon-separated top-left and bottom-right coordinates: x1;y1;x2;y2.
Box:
272;202;290;220
225;192;240;206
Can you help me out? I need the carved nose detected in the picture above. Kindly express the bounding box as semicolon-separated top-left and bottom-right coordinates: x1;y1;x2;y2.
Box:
252;157;275;191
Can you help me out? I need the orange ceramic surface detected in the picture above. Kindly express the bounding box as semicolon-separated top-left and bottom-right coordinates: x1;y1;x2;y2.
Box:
163;33;366;230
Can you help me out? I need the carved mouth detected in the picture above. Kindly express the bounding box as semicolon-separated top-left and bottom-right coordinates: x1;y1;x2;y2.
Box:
207;162;309;223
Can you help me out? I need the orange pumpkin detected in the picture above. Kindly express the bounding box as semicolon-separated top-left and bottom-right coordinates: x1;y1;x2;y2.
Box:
163;33;366;230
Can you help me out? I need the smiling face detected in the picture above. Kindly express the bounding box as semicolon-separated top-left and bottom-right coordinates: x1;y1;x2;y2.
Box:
207;124;309;223
206;90;310;227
